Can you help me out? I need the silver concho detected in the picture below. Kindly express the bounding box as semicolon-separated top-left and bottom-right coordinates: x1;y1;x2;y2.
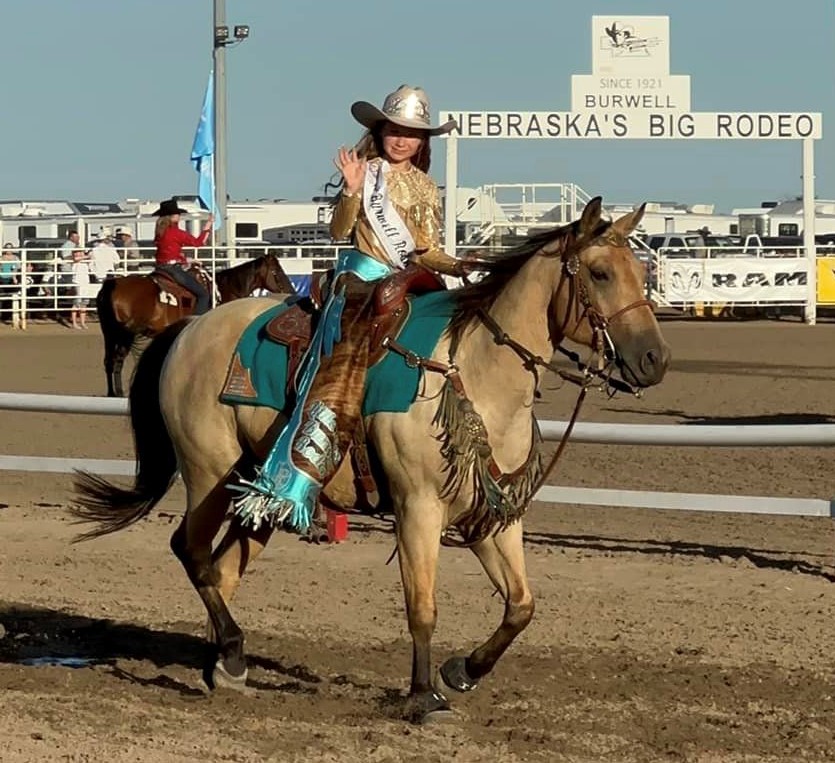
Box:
564;253;580;276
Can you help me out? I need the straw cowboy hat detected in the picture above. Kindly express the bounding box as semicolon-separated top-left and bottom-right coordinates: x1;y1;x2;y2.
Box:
351;84;456;136
152;198;189;217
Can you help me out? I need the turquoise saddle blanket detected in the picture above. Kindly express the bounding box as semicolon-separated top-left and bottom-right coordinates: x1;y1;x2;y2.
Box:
220;291;457;416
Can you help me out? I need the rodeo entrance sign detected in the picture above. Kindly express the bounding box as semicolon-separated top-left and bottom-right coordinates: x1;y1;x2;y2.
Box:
439;15;823;323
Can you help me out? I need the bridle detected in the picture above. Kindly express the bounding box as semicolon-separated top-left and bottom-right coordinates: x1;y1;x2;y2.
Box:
381;226;657;509
477;227;654;398
472;228;654;499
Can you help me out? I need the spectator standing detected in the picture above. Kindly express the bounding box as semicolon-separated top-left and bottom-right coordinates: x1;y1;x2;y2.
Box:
0;243;21;322
89;227;121;282
116;226;141;271
56;231;83;317
70;248;91;329
59;231;80;275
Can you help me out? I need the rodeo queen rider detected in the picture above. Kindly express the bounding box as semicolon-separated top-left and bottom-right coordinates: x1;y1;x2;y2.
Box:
231;84;467;531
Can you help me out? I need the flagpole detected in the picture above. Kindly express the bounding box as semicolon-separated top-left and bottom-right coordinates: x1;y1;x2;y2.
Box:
210;151;218;306
213;0;229;251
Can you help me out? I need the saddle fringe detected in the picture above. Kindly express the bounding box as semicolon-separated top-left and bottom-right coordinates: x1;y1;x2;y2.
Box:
432;377;542;547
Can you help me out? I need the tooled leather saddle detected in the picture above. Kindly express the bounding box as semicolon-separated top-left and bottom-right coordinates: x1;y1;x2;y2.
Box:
264;264;445;396
150;266;212;311
262;265;447;528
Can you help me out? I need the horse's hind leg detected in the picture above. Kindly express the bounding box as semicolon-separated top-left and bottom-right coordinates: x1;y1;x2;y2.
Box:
102;330;118;397
111;339;131;398
438;520;534;695
206;517;274;641
169;463;250;690
102;326;131;398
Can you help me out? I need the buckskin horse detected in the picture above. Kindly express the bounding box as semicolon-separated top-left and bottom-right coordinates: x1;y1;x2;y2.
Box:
97;253;296;397
71;198;670;722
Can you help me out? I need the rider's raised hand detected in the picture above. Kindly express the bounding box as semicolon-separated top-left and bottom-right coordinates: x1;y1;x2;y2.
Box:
334;147;367;196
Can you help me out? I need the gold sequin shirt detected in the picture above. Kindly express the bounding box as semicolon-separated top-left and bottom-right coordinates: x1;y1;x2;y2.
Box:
329;158;460;275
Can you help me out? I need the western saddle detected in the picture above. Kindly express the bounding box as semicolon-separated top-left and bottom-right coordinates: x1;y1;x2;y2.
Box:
150;266;212;312
264;264;444;391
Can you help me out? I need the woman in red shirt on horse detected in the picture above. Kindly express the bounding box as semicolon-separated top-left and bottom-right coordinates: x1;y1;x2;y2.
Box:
152;197;214;315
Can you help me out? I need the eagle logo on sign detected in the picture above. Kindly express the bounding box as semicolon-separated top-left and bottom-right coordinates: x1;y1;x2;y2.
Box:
603;22;660;57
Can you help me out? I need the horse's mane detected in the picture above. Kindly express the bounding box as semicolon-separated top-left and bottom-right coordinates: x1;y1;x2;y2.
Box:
448;219;590;343
215;256;260;298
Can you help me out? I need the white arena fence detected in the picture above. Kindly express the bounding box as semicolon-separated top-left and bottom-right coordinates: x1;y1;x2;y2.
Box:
0;243;342;328
4;241;835;327
1;392;832;518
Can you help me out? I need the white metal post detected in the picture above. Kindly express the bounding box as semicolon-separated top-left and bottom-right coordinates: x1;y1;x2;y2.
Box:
19;246;27;330
802;137;816;325
444;132;458;258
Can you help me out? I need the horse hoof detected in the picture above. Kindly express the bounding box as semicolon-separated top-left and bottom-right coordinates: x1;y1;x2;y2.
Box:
405;689;455;725
438;655;479;694
211;661;254;696
420;707;458;725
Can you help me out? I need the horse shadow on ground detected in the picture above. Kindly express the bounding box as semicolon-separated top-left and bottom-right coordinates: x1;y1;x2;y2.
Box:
521;530;835;583
599;408;835;426
0;604;329;697
347;516;835;582
656;358;835;381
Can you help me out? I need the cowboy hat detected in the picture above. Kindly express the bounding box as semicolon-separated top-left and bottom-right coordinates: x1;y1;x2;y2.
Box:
351;84;456;136
152;198;189;217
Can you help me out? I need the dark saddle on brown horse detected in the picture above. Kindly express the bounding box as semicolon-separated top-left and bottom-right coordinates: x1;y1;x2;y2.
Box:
264;265;445;394
150;266;212;312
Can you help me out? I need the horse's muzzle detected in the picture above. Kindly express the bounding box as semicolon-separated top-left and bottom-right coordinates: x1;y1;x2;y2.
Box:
618;340;671;388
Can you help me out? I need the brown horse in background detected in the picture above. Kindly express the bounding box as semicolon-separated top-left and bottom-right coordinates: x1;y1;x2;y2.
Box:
97;253;296;397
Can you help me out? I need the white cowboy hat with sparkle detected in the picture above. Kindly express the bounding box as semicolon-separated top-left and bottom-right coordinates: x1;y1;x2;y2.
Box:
351;84;456;136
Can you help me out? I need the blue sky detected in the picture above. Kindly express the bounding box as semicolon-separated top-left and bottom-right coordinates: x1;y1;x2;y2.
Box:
1;0;831;212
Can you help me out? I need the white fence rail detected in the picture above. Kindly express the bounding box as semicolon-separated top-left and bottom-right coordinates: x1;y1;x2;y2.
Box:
1;392;833;518
0;243;340;328
3;393;835;446
4;241;835;328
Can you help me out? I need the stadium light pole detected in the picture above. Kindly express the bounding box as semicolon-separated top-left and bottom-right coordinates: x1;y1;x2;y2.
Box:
213;0;250;250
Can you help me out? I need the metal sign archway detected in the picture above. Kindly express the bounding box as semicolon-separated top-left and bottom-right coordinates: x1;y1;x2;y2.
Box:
440;15;823;324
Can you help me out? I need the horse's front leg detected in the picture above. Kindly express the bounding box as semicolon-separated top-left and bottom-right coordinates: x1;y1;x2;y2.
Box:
438;519;534;694
396;496;452;724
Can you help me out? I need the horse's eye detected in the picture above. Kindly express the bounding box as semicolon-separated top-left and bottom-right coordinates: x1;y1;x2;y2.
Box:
590;268;609;282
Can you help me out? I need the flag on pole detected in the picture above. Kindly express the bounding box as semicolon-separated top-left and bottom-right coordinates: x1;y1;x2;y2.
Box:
191;70;220;227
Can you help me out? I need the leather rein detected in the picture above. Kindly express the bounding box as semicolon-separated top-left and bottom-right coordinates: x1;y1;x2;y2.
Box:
473;230;654;497
479;229;653;396
382;229;654;506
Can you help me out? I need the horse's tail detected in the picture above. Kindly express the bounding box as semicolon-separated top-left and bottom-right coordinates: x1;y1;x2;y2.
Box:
96;277;133;346
70;319;190;540
96;278;119;333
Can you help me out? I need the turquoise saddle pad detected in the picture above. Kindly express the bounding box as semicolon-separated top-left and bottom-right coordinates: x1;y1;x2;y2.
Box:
220;291;457;416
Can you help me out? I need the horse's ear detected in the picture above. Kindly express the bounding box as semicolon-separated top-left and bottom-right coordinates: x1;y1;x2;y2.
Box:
611;202;646;236
578;196;603;237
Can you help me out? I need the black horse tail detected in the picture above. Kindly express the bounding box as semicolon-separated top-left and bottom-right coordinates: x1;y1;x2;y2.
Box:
96;277;133;349
71;319;190;541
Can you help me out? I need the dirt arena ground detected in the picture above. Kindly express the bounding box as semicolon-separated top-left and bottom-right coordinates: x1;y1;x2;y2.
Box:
2;315;835;762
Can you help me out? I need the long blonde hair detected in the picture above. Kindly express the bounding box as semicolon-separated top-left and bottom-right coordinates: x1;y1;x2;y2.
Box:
154;216;175;241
